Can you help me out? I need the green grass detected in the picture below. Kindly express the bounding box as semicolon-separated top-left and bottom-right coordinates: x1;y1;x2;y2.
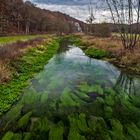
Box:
0;38;59;115
0;34;49;45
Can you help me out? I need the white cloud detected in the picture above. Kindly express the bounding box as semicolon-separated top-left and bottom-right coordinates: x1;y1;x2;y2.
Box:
35;3;111;22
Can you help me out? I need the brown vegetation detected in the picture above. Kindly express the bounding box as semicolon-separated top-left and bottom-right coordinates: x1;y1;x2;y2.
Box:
0;37;46;83
80;35;140;74
0;60;11;83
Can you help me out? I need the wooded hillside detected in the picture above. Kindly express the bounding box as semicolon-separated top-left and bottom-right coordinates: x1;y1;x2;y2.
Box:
0;0;85;36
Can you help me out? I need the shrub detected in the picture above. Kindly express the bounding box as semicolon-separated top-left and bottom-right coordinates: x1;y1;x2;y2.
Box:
94;23;111;37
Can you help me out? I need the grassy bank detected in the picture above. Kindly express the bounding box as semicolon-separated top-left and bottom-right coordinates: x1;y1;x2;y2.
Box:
78;35;140;75
0;36;59;115
0;34;49;45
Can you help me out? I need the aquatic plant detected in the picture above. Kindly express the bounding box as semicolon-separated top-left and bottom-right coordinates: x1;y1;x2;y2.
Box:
77;83;103;95
109;119;125;140
12;133;22;140
32;117;49;133
68;114;87;140
40;92;49;104
125;123;140;140
23;133;31;140
18;111;32;129
2;131;14;140
88;116;110;139
85;47;108;59
60;88;80;107
5;104;23;122
104;95;114;106
49;121;64;140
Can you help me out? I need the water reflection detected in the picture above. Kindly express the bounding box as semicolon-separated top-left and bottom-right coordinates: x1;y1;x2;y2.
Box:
114;73;136;95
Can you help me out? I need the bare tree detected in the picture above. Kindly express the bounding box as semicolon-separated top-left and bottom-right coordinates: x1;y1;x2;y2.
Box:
105;0;140;51
86;0;96;34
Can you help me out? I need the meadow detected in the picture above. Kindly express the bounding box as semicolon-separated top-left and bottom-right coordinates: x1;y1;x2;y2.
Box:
0;34;49;45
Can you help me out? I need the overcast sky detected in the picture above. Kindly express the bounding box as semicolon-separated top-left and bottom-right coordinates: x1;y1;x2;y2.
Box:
27;0;110;22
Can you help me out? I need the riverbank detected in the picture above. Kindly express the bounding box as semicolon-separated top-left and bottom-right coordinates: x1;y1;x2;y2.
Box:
0;36;59;115
78;35;140;75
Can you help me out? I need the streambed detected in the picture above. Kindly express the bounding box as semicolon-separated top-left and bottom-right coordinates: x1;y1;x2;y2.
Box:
0;42;140;139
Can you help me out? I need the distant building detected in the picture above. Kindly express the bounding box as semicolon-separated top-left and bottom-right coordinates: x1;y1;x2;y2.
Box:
74;22;82;32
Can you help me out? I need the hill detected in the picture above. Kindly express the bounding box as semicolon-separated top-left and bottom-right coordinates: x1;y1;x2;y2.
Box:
0;0;85;36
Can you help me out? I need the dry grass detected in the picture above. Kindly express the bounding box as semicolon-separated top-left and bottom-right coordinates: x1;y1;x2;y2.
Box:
80;35;140;70
0;60;11;83
0;37;46;83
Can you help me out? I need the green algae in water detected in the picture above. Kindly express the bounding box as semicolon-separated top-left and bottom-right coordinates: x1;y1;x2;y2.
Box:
49;121;64;140
18;112;32;129
32;117;49;133
1;43;140;139
5;104;23;122
23;133;31;140
2;131;14;140
68;114;87;140
109;119;125;140
68;113;89;134
12;133;22;140
60;88;80;107
125;123;140;139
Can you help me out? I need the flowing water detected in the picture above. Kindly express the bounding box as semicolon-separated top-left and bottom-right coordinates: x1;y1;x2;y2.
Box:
0;42;140;139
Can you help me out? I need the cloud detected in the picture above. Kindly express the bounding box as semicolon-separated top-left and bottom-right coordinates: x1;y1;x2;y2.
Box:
26;0;110;22
32;0;90;5
36;4;89;21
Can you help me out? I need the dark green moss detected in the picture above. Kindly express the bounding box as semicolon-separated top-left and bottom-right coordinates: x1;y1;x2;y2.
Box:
85;47;109;59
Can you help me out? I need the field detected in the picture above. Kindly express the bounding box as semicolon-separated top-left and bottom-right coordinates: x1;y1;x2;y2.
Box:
0;34;49;45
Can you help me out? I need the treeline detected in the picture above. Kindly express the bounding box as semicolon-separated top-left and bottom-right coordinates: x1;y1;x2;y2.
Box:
85;23;140;37
0;0;85;36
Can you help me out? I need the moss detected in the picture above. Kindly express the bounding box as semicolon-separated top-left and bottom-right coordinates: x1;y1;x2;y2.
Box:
49;121;64;140
2;131;14;140
18;111;32;129
85;47;108;59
